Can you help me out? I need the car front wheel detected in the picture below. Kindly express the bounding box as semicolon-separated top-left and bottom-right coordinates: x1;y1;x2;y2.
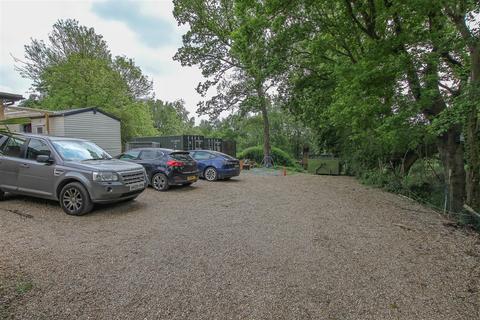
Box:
60;182;93;216
152;173;169;191
204;167;218;181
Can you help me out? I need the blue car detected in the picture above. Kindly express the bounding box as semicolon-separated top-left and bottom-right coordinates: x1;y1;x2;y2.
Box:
189;150;240;181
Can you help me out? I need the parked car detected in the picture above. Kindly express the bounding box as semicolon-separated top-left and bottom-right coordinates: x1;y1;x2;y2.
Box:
188;150;240;181
0;133;147;216
116;148;199;191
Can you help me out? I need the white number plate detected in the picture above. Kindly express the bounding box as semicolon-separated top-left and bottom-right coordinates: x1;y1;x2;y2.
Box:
129;182;144;191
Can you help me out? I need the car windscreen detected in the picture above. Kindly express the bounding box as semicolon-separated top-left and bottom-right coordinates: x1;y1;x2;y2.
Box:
52;140;112;161
169;152;193;161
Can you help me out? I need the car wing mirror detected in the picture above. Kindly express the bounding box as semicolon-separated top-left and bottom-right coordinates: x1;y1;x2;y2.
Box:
36;154;54;164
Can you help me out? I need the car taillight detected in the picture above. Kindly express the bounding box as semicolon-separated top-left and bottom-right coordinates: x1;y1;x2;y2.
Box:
167;160;184;167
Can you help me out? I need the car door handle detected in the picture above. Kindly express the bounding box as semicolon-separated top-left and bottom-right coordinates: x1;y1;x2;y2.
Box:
20;163;30;168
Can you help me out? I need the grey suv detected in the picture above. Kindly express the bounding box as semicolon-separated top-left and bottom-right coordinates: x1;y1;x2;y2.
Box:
0;133;147;215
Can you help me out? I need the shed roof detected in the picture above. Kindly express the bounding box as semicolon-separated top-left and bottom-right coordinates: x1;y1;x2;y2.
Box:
0;92;24;104
30;107;120;122
5;106;120;122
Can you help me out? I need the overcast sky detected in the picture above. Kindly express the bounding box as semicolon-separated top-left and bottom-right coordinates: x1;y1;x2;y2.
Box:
0;0;204;117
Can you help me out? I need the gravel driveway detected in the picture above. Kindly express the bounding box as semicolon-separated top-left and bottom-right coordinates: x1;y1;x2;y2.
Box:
1;172;479;319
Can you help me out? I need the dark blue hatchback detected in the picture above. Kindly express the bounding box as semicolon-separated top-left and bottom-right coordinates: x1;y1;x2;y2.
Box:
189;150;240;181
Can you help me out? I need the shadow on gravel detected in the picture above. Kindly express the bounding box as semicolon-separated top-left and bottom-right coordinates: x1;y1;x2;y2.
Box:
165;185;199;193
90;199;148;217
215;178;243;183
1;193;56;206
0;193;147;218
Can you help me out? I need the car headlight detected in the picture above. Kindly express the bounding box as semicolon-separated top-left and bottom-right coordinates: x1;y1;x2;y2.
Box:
93;171;119;182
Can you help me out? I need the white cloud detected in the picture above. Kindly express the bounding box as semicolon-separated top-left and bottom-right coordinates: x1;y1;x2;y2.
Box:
0;0;205;120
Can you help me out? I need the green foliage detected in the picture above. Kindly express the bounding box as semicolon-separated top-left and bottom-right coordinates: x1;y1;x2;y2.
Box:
174;0;291;160
112;55;153;100
257;0;480;211
40;54;128;109
117;102;158;139
36;54;156;140
359;158;446;208
237;145;299;168
18;19;111;90
17;19;156;141
197;106;314;158
173;0;243;117
307;158;342;175
149;99;196;135
359;170;404;193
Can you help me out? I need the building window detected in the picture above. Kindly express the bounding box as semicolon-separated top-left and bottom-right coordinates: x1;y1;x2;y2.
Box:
22;124;32;133
36;127;43;134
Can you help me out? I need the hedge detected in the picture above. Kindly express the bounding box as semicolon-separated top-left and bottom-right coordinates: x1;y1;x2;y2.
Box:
237;146;299;168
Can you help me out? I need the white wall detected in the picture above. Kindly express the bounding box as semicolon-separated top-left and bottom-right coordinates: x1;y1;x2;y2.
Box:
63;111;122;156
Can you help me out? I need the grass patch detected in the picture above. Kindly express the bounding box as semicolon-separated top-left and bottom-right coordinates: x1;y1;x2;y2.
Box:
0;277;34;319
15;281;33;295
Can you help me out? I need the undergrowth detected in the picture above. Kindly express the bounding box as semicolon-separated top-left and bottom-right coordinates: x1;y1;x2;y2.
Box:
359;159;480;231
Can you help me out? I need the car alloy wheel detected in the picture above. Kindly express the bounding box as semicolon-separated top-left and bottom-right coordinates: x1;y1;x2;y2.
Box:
62;187;83;213
152;173;169;191
60;182;93;216
204;167;217;181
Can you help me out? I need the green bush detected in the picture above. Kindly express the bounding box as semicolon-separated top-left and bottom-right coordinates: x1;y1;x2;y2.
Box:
238;146;299;168
359;170;403;193
359;160;446;210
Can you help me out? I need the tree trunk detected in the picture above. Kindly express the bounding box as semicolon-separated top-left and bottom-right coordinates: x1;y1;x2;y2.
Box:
401;151;419;176
255;84;272;167
260;103;271;166
465;44;480;210
437;126;466;212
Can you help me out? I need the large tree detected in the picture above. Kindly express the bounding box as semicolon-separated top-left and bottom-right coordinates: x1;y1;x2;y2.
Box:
16;19;156;140
444;2;480;210
17;19;153;100
266;0;479;211
173;0;288;165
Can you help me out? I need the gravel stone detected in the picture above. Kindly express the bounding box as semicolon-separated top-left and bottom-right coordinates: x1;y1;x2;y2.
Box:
1;172;479;319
